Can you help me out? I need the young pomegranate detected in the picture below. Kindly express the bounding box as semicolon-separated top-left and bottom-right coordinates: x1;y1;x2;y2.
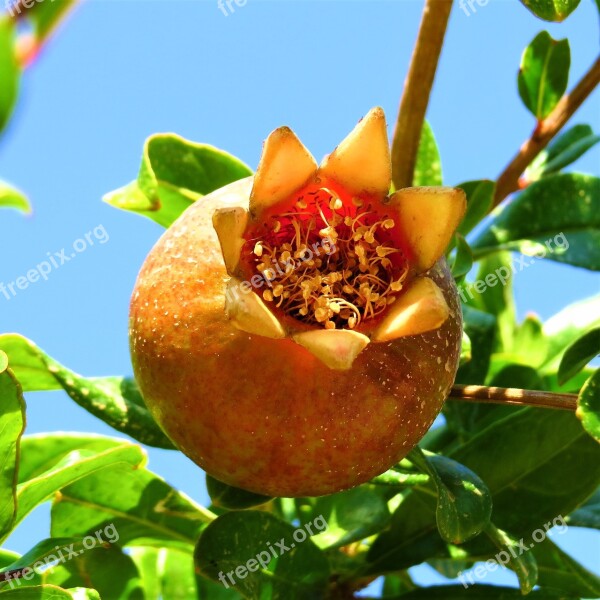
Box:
130;108;465;497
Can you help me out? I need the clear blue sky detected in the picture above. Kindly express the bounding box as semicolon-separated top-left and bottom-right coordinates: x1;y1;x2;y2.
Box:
1;0;599;594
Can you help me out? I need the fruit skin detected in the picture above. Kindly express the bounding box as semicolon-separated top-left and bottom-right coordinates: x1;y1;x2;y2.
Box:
130;177;463;497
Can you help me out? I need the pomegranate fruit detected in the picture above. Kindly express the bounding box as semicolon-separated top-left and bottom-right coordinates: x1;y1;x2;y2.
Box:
130;108;465;497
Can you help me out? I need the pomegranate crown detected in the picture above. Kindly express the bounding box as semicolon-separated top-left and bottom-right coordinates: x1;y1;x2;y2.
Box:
212;107;466;370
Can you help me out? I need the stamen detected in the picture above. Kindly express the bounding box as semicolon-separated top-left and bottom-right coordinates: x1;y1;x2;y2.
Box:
246;187;408;329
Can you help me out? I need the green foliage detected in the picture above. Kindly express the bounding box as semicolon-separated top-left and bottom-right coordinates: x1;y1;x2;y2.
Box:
0;19;19;134
413;121;442;187
1;2;598;598
518;32;570;120
0;335;173;449
103;134;252;228
519;0;581;21
472;174;600;270
0;182;29;214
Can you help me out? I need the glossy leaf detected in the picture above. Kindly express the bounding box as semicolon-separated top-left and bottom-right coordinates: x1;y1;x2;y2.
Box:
455;306;496;385
0;334;173;449
0;585;98;599
529;124;600;180
472;174;600;270
129;547;212;600
43;546;144;600
518;32;570;120
0;19;19;134
413;121;442;187
567;488;600;529
577;369;600;442
410;450;492;544
534;537;600;598
206;475;272;510
6;443;145;544
366;408;600;574
195;511;330;599
297;485;390;550
103;134;252;228
456;180;495;238
541;294;600;373
0;183;29;214
51;462;214;549
558;328;600;385
451;234;473;282
485;523;537;594
465;252;516;352
18;0;78;39
0;367;26;542
519;0;581;21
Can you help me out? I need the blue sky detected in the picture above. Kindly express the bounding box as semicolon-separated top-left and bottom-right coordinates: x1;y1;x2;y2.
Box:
1;0;599;593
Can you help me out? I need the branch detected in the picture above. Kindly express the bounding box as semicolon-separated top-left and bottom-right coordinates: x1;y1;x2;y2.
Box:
450;384;577;411
493;55;600;208
391;0;453;190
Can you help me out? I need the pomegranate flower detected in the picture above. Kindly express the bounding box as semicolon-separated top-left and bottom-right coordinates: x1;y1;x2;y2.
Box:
213;107;466;370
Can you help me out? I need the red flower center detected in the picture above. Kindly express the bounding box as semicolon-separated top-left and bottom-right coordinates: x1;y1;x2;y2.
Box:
243;182;411;330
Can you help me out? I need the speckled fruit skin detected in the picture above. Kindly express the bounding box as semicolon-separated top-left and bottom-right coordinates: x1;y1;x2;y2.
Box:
130;177;463;497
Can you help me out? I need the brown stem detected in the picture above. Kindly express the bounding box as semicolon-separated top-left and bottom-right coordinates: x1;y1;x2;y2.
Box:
391;0;453;190
450;384;577;411
493;55;600;208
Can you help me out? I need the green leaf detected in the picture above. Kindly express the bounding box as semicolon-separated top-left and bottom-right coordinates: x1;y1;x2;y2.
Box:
43;546;144;600
455;306;496;385
509;314;548;367
0;19;19;134
460;332;472;367
485;523;538;594
518;32;570;120
451;234;473;282
0;183;29;214
577;369;600;442
129;547;212;600
0;585;98;599
4;443;145;545
531;125;600;179
206;475;272;510
567;487;600;529
410;450;492;544
558;328;600;385
472;174;600;270
464;252;517;352
0;537;82;579
541;294;600;373
103;134;252;228
195;511;330;599
534;537;600;598
519;0;581;21
17;0;77;39
0;367;26;542
456;180;495;238
0;334;173;449
17;434;125;484
297;486;390;550
366;408;600;575
414;121;442;186
51;462;214;549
